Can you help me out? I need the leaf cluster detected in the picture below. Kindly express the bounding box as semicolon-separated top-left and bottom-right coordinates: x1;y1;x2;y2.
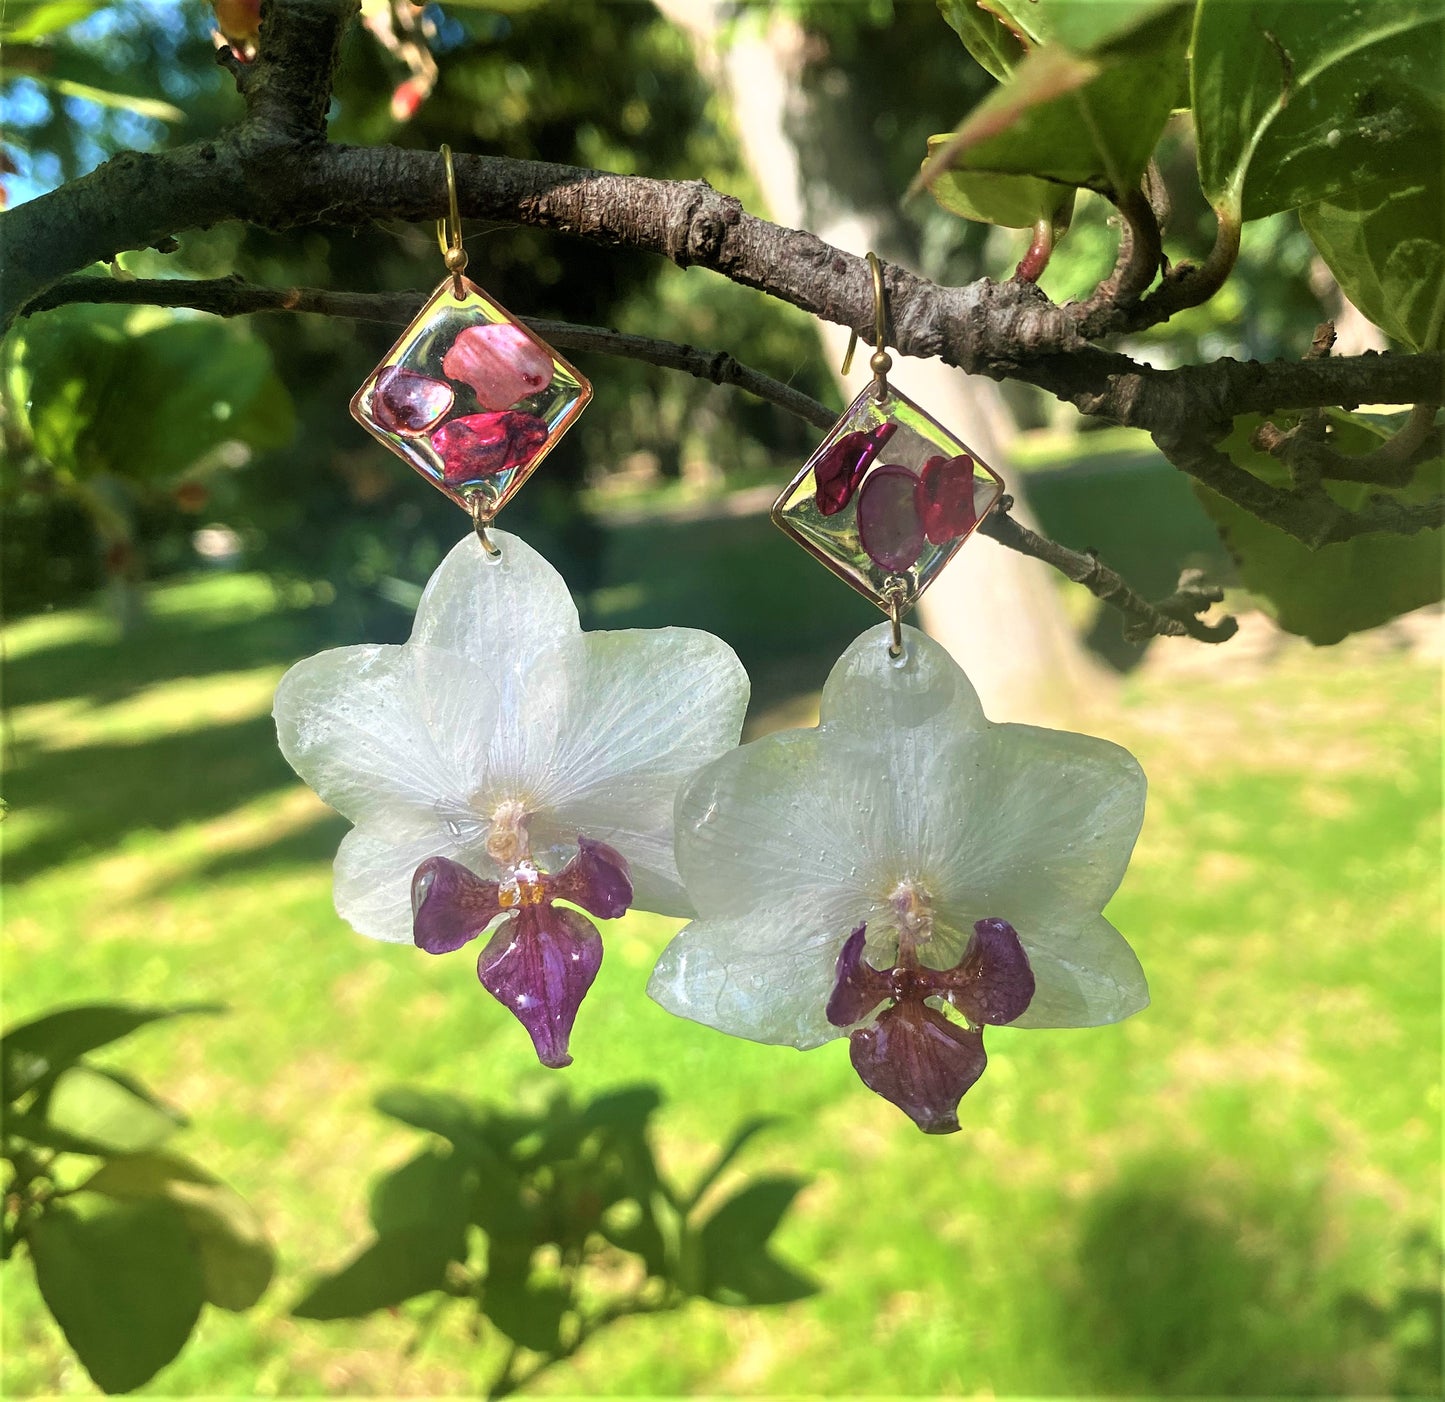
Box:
2;1003;275;1393
293;1084;816;1396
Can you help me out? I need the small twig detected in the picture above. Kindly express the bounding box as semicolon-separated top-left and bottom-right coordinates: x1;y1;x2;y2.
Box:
1156;431;1445;547
1071;186;1163;336
1257;401;1442;488
980;501;1237;643
1121;206;1242;333
20;274;838;430
1014;218;1055;284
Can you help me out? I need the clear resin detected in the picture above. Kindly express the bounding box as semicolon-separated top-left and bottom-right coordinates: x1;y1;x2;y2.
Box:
772;385;1005;611
351;276;591;517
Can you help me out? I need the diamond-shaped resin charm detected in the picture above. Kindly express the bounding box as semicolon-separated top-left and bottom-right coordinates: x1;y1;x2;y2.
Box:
772;384;1004;610
351;276;591;517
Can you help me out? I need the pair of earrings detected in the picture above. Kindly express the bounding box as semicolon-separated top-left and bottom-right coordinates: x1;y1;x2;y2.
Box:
273;150;1148;1135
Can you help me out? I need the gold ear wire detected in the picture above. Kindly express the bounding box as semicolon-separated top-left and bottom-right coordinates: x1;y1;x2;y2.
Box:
436;144;469;297
840;251;892;398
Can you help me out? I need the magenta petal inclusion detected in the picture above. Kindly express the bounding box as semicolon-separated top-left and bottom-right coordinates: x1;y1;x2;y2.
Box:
856;463;926;573
372;366;454;434
442;322;555;410
477;904;603;1069
813;423;897;516
917;453;977;546
430;411;550;485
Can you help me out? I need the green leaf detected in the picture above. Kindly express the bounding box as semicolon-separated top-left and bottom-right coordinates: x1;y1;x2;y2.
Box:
2;1001;220;1102
369;1148;471;1243
0;0;107;41
936;0;1035;81
44;1065;183;1155
291;1226;464;1320
921;6;1191;198
1192;0;1445;220
13;305;295;484
1300;176;1445;351
28;1196;205;1393
41;78;185;124
697;1176;817;1306
924;139;1075;229
1196;412;1444;644
83;1153;275;1312
1044;0;1190;54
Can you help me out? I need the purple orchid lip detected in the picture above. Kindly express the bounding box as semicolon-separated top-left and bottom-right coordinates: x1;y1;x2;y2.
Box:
410;836;634;1068
826;918;1034;1133
477;904;603;1069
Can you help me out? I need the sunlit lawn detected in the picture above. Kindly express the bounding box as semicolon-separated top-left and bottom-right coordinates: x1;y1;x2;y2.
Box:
2;567;1440;1397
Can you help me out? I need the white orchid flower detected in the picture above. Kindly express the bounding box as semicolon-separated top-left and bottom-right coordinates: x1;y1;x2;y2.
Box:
649;623;1147;1132
274;530;749;1066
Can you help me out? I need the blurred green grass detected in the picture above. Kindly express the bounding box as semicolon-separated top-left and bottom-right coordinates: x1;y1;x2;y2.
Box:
2;566;1440;1397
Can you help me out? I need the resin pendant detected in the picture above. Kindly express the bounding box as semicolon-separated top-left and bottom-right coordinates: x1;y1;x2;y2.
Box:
772;385;1004;611
351;276;592;518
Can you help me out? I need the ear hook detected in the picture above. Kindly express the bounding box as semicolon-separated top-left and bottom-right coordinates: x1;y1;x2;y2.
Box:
840;251;893;399
436;143;469;298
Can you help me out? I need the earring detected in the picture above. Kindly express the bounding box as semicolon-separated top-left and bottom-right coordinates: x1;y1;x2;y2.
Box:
274;146;749;1069
648;255;1150;1134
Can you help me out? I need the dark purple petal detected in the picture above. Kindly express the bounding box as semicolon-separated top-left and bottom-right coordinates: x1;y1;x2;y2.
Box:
373;366;455;434
548;836;633;920
813;423;897;515
856;463;926;573
825;924;892;1027
412;855;504;955
916;453;977;545
476;904;603;1069
942;918;1036;1026
431;412;549;485
848;1003;987;1134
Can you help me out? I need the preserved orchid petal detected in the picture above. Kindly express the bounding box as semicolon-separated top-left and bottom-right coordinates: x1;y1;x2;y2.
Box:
848;1003;987;1134
856;464;925;573
431;412;549;484
548;836;633;920
825;924;892;1027
477;904;603;1068
652;623;1148;1051
372;366;454;435
813;423;897;516
442;322;555;410
411;854;503;954
917;453;977;545
942;917;1036;1026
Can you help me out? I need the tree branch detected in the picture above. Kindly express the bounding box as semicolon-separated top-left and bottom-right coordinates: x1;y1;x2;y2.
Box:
979;503;1237;643
0;0;1439;579
21;274;838;429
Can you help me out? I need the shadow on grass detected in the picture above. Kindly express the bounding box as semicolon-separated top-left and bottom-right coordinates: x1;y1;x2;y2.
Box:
161;808;350;894
1054;1158;1407;1396
4;714;299;884
2;591;337;711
